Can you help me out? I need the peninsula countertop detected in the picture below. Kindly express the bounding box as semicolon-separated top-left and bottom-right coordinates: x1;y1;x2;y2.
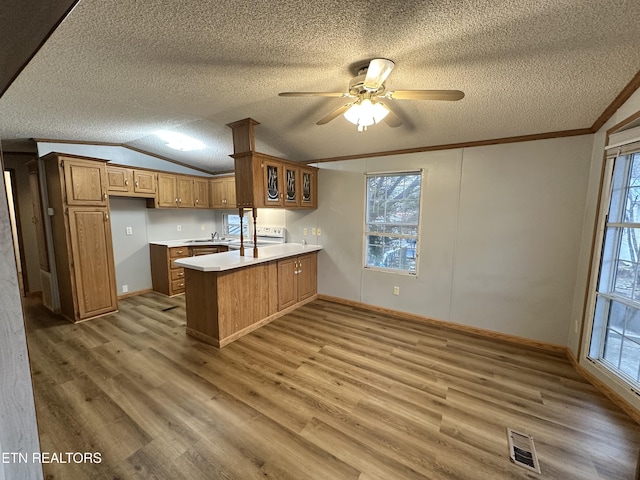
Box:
174;243;322;272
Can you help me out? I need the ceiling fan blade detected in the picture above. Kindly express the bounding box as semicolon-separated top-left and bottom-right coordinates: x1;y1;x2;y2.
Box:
386;90;465;101
364;58;395;91
279;92;351;98
380;103;403;127
316;103;353;125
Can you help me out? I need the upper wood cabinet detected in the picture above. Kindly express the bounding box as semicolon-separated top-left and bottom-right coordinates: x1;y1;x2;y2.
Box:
107;166;156;197
210;175;236;208
156;173;178;207
299;166;318;209
262;158;284;207
283;164;300;208
177;176;195;208
61;157;109;206
194;177;210;208
234;152;318;209
228;118;318;210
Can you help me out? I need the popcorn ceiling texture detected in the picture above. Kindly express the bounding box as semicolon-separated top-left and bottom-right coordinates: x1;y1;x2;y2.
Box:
1;0;640;172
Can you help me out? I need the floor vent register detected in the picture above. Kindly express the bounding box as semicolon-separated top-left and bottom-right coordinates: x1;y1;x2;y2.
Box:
507;428;541;474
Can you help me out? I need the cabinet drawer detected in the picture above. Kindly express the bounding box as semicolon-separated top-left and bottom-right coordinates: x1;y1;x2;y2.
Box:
171;268;185;280
170;258;186;269
171;279;186;292
169;247;189;258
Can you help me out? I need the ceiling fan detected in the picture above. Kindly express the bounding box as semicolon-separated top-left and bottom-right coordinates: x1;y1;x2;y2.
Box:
279;58;464;132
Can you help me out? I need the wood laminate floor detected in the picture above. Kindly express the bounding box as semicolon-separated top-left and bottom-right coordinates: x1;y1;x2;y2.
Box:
24;293;640;479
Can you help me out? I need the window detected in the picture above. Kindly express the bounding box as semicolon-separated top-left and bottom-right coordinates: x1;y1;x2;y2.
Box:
589;152;640;389
223;213;249;237
364;171;422;274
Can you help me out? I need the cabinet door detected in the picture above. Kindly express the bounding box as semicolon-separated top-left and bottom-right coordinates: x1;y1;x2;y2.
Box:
157;174;178;207
177;177;194;208
210;178;225;208
224;176;237;207
67;207;117;319
193;178;210;208
106;166;132;193
263;159;283;206
277;257;297;310
63;158;108;206
133;170;156;194
28;166;50;271
297;253;317;301
284;165;299;207
300;167;317;209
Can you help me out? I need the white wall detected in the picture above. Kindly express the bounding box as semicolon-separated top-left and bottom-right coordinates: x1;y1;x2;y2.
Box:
314;135;594;346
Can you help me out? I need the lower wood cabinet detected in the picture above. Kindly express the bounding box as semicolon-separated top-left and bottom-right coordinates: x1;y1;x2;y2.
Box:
277;253;317;310
150;245;189;296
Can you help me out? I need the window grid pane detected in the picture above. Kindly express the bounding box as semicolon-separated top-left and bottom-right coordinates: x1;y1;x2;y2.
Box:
365;172;421;274
590;152;640;388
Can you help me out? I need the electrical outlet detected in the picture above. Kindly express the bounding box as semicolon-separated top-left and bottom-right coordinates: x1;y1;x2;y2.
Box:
177;225;182;232
311;228;316;236
393;286;399;295
303;228;308;236
122;285;129;293
317;228;322;236
200;224;205;231
125;227;133;236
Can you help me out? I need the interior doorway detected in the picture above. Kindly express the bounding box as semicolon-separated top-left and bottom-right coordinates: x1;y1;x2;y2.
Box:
4;169;29;295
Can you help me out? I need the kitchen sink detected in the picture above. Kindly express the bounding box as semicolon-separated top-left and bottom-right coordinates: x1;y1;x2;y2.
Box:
186;238;229;243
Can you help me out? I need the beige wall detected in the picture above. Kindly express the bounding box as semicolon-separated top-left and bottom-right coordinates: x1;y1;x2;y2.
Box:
313;135;594;346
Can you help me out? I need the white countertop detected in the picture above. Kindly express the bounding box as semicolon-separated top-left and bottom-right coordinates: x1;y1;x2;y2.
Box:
174;243;322;272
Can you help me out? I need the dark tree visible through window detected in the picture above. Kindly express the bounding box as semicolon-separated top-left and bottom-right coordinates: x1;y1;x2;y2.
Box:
364;171;422;274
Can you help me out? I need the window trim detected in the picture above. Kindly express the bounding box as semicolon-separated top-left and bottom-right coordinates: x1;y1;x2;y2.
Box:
362;169;424;276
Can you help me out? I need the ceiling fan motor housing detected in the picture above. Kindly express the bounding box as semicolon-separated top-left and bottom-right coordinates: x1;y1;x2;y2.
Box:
349;72;384;96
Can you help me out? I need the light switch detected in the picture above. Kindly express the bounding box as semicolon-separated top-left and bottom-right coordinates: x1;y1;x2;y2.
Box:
125;227;133;236
303;228;308;236
317;228;321;236
311;228;316;235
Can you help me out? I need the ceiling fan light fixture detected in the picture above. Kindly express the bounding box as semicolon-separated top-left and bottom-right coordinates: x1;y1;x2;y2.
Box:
343;99;389;131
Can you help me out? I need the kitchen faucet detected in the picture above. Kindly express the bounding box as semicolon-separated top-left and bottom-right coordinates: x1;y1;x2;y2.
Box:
211;231;219;240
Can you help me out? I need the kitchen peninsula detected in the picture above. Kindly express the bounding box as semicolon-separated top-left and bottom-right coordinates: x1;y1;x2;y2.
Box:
175;243;321;347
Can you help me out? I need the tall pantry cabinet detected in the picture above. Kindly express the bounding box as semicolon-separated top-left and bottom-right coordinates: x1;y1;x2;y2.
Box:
43;153;118;322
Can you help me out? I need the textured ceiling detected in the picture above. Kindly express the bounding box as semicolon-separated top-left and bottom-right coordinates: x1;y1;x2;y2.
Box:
2;0;640;172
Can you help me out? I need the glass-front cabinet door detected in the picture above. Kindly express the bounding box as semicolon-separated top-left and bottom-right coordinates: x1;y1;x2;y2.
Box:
284;165;299;207
262;159;283;206
300;167;317;208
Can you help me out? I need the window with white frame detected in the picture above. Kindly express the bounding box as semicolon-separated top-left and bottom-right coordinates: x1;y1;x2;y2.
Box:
364;170;422;274
589;150;640;389
223;213;249;237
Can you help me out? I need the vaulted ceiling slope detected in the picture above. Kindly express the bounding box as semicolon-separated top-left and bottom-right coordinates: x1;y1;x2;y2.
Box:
2;0;640;173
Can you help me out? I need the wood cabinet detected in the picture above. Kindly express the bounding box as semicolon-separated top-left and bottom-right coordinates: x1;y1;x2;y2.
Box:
156;173;179;207
156;174;204;208
193;177;210;208
228;118;318;209
177;176;194;208
107;166;156;197
277;253;317;310
283;164;300;208
210;176;236;208
43;153;117;322
234;152;318;209
150;245;189;296
151;244;229;295
299;166;318;209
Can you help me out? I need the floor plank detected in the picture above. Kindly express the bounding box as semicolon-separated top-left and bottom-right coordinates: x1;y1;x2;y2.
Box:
22;294;640;479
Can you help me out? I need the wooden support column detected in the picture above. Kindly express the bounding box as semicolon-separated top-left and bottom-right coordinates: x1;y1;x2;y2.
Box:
226;118;259;155
238;208;244;256
253;207;258;258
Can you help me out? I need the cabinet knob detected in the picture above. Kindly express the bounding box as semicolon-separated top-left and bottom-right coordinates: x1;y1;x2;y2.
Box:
104;213;109;221
102;192;107;200
124;179;129;186
175;198;179;203
195;198;199;204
